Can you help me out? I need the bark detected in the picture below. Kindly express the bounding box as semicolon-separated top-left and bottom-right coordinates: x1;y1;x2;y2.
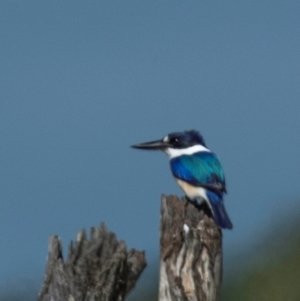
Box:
159;195;222;301
38;223;146;301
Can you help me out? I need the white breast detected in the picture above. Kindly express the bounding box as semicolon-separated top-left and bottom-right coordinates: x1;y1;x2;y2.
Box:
176;179;208;202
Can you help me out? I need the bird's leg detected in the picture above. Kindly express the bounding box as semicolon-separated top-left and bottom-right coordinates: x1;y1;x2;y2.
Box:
185;196;212;218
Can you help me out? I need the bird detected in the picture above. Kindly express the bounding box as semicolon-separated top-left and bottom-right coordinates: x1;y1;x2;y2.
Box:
131;130;233;229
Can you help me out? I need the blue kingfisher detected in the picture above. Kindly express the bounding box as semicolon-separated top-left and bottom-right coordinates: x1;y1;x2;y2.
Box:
131;130;233;229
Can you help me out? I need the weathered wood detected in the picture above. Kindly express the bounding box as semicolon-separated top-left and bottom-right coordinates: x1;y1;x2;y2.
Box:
38;223;146;301
159;195;222;301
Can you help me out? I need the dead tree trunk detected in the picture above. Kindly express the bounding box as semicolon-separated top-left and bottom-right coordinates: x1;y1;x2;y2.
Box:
159;195;222;301
38;223;146;301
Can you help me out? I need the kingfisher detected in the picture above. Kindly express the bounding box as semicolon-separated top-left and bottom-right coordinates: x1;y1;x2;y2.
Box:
131;130;233;229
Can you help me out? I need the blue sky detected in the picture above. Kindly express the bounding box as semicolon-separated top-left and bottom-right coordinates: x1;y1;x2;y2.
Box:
0;0;300;295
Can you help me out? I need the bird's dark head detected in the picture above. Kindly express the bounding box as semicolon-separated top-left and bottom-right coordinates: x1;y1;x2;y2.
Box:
163;130;206;149
131;130;207;157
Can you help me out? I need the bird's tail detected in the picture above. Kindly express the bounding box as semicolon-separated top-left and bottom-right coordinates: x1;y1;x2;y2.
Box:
206;191;233;229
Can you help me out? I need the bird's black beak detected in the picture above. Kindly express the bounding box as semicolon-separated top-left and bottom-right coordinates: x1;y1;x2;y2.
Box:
131;139;170;150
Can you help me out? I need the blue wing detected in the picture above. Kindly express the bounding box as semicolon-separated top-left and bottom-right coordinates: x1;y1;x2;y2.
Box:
206;190;233;229
170;151;226;193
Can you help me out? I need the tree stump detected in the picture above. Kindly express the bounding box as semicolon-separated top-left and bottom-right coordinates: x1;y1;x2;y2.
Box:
159;195;222;301
38;223;146;301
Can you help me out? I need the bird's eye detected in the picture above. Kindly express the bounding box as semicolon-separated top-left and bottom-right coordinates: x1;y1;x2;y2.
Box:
171;137;179;144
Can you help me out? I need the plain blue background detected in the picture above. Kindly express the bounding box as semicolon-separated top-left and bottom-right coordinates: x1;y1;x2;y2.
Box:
0;1;300;295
